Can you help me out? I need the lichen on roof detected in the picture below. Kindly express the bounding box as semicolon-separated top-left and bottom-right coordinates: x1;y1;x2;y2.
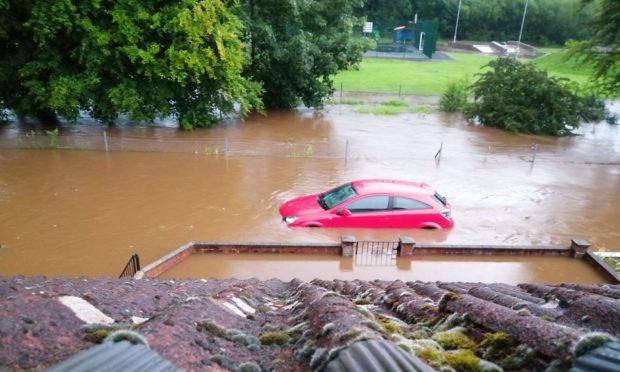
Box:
0;276;619;371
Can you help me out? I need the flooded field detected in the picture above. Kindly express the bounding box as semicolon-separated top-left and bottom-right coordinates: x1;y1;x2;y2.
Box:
1;99;619;280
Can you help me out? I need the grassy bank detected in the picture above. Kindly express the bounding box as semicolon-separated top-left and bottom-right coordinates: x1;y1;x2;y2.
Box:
332;50;594;96
530;50;592;85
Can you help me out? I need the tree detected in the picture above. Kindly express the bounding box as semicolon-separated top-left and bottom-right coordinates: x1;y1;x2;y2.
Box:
465;58;603;136
0;0;263;129
569;0;620;96
239;0;369;109
357;0;593;47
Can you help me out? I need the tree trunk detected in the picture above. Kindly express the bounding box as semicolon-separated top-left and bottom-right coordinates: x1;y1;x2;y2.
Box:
35;110;59;128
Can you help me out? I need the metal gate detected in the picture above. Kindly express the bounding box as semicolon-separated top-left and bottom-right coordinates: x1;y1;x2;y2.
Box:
354;241;399;266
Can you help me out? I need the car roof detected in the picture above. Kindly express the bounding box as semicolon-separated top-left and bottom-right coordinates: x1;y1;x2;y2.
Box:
350;179;433;198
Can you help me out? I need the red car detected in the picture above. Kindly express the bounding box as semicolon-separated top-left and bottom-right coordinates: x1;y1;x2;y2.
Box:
279;179;453;229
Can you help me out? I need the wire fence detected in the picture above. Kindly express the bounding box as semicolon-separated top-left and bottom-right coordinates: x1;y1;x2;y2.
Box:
1;131;618;166
0;132;347;159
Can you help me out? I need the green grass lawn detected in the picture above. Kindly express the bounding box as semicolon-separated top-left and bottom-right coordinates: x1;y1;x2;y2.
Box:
332;50;595;96
530;49;592;85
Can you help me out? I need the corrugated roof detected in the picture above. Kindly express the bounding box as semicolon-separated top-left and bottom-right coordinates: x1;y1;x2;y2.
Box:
323;339;435;372
572;341;620;372
47;340;180;372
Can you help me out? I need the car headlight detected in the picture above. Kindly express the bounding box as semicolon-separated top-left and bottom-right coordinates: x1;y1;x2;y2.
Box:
284;216;298;224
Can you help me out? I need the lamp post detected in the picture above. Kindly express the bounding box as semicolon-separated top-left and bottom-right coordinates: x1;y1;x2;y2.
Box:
453;0;463;43
516;0;529;58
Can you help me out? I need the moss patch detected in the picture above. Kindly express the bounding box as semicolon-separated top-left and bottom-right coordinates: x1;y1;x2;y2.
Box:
375;313;404;335
81;324;124;344
432;328;476;350
501;344;537;370
84;329;111;344
260;331;290;345
415;347;444;368
196;319;229;339
438;293;460;311
444;349;480;372
478;332;516;360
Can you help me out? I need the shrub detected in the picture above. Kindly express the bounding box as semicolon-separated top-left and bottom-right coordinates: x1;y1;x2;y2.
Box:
439;79;469;112
46;128;59;149
465;58;605;136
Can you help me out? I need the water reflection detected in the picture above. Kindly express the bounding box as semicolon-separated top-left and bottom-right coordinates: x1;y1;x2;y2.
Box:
161;253;609;284
0;104;619;279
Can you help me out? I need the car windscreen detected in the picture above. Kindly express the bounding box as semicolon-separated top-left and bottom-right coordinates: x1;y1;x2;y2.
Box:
318;183;358;210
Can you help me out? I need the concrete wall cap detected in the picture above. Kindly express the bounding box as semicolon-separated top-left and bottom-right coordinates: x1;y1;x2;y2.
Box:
341;236;357;243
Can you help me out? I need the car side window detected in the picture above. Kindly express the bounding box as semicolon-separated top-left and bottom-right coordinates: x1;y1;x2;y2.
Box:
346;196;390;213
393;197;432;210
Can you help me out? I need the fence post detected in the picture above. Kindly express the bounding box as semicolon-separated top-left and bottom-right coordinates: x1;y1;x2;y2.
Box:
340;82;343;103
344;140;349;167
570;239;590;259
341;235;356;257
434;141;443;162
398;85;402;98
530;143;538;163
225;136;229;156
103;131;109;152
398;237;416;257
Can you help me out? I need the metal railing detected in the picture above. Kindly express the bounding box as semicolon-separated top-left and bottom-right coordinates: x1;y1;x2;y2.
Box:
354;241;399;266
119;254;141;278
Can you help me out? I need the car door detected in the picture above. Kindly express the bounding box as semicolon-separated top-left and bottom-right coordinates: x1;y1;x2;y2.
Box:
331;195;391;227
390;196;436;228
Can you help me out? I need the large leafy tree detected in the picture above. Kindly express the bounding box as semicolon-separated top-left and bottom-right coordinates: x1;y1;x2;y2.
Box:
569;0;619;96
465;58;602;136
0;0;262;129
239;0;369;109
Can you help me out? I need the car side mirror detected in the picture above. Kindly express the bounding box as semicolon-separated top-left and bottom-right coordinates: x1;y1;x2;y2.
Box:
337;209;351;217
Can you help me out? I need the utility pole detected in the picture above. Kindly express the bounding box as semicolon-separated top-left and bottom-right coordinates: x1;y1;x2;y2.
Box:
516;0;529;58
453;0;463;43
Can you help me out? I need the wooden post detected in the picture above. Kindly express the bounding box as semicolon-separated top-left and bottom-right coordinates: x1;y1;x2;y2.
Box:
435;141;443;162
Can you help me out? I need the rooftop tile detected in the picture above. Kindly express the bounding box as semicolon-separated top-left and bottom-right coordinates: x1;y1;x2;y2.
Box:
1;276;618;371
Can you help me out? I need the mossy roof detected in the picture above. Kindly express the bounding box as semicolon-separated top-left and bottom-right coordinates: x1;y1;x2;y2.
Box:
0;276;618;370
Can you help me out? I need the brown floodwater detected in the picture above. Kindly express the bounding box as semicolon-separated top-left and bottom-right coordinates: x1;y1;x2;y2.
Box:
161;254;609;284
1;99;619;281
